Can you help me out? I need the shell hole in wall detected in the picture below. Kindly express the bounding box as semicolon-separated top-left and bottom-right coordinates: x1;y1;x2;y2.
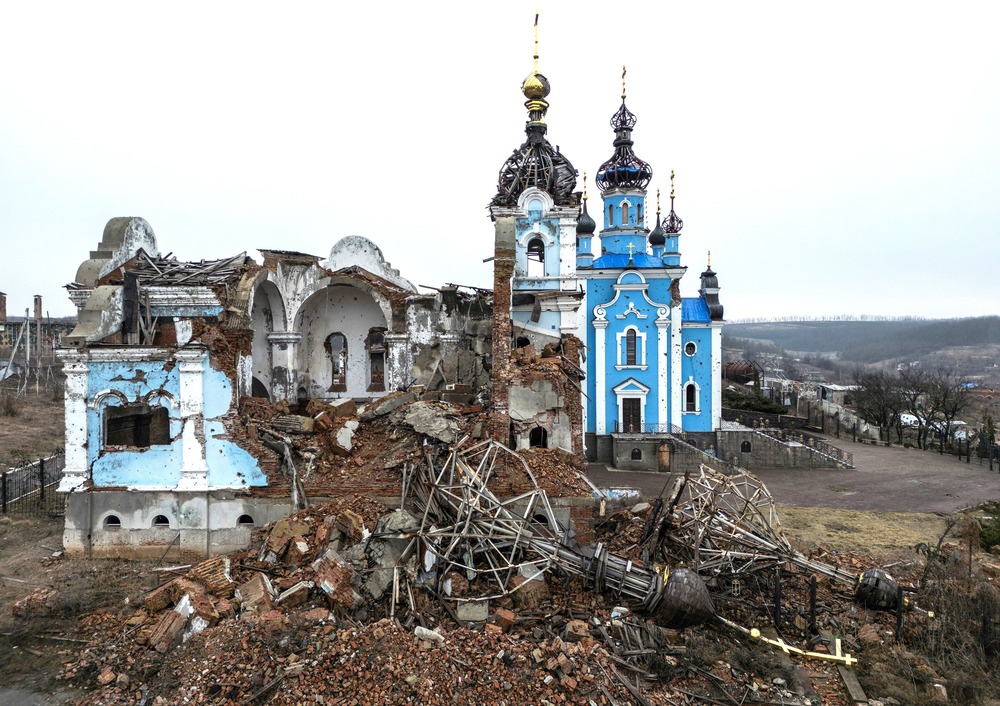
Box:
152;515;170;528
104;514;122;530
237;514;255;527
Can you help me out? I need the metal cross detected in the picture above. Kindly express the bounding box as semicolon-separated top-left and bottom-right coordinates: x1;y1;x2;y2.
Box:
626;241;635;262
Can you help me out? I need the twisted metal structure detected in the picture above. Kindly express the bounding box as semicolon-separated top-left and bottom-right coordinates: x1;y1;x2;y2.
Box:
411;440;714;627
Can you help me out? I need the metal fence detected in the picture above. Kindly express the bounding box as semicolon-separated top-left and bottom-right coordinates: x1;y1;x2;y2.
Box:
1;452;65;517
612;422;684;435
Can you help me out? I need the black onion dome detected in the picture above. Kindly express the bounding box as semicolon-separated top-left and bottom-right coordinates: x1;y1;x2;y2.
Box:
664;204;684;234
595;99;652;192
648;214;665;246
700;266;724;321
576;198;596;235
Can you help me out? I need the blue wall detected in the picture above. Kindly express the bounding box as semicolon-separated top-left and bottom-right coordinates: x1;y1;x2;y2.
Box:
87;355;265;488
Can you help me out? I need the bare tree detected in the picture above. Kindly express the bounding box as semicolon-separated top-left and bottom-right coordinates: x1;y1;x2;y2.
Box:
926;369;973;454
979;413;996;472
898;367;931;449
851;368;903;443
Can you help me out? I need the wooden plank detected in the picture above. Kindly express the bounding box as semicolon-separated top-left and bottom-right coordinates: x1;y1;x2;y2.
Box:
837;664;869;704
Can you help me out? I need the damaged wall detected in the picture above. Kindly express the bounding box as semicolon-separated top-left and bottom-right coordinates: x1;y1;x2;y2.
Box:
63;490;293;558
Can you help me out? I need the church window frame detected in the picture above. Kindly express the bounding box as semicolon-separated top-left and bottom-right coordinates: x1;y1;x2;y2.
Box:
608;204;614;227
684;341;697;357
326;332;348;393
615;325;647;370
526;237;546;278
621;200;630;225
684;380;700;413
366;327;386;392
103;403;171;450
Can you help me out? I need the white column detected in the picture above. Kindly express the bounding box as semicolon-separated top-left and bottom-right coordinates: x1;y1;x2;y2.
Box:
57;352;89;492
594;319;608;435
384;333;409;393
712;325;723;429
670;304;684;430
656;312;669;431
175;348;208;491
267;332;301;402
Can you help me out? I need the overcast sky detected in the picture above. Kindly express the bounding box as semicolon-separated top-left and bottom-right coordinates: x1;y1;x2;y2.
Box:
1;1;997;321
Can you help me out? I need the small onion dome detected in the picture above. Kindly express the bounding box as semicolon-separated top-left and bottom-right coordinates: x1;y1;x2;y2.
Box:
665;205;684;234
700;265;718;289
648;214;665;246
576;199;596;236
521;71;551;100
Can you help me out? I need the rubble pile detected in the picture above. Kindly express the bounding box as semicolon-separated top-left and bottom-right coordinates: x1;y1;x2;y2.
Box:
49;429;956;704
236;393;591;500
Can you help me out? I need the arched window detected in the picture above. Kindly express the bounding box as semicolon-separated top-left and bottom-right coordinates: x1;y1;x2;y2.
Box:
366;327;386;392
526;238;545;278
741;441;752;453
326;333;347;392
152;515;170;528
105;404;170;448
637;203;643;224
104;514;122;530
608;204;614;226
625;330;637;366
529;427;548;448
685;383;698;412
631;448;642;460
237;514;255;527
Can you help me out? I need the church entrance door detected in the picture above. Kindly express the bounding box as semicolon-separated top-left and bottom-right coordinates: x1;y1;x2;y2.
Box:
622;398;641;433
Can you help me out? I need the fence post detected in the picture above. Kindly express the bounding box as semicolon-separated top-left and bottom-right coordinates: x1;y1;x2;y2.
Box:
39;458;45;503
1;472;6;514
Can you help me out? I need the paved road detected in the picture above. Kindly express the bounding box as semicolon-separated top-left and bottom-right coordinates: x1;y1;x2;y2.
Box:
588;436;1000;514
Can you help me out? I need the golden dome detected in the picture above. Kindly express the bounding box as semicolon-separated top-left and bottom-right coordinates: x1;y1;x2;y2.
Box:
521;71;550;100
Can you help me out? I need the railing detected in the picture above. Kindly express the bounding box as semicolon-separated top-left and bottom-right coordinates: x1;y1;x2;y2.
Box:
723;408;808;430
755;428;854;468
1;453;66;517
613;422;684;435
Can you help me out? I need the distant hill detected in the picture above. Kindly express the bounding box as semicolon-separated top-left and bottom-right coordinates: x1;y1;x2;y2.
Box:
724;317;1000;365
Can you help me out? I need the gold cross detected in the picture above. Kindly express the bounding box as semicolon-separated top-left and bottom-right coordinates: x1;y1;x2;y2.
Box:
626;241;635;262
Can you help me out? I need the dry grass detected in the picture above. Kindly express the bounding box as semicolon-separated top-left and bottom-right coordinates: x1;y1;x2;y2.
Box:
778;505;949;553
0;378;65;467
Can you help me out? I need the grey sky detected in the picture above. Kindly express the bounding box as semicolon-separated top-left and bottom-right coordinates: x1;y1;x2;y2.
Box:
1;1;997;321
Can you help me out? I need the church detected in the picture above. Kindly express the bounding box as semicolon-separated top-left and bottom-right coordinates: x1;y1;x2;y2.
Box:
54;23;727;556
489;39;724;468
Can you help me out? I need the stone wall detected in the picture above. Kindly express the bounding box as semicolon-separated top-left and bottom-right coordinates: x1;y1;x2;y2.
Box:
717;430;843;469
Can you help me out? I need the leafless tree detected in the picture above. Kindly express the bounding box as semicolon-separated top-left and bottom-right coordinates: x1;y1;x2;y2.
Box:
926;369;973;454
851;368;903;443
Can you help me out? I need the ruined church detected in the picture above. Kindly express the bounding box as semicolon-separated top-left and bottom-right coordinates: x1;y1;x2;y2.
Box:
56;41;724;556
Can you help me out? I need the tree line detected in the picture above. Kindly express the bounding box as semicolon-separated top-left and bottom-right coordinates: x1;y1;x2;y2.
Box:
852;367;973;452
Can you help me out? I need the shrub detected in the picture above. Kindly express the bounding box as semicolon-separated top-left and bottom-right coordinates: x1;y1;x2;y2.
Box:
0;394;18;417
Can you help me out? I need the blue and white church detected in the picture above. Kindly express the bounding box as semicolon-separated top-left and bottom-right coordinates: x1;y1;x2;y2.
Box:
576;82;724;460
489;36;724;464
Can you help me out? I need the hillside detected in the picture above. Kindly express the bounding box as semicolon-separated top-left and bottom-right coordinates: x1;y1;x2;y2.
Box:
725;317;1000;373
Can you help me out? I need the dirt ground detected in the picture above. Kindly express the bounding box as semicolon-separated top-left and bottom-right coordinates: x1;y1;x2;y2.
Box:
0;378;65;466
0;516;149;706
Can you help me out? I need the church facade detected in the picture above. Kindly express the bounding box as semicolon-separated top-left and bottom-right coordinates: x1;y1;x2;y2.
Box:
489;52;725;465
